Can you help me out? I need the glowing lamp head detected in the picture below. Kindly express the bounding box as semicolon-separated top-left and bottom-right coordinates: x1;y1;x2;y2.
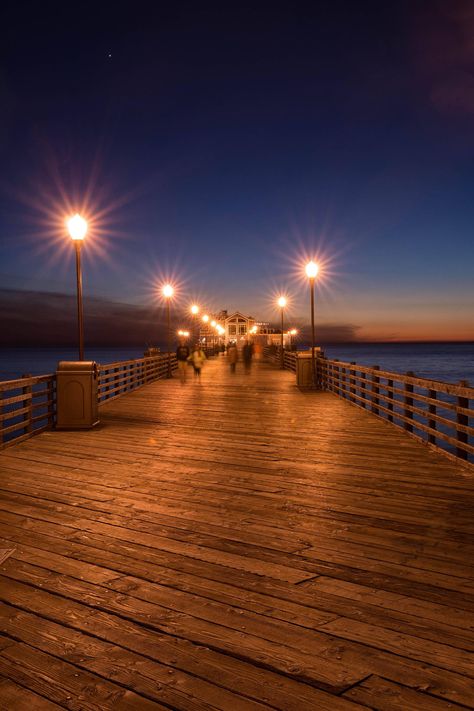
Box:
191;304;199;315
211;320;216;327
277;296;287;309
67;213;87;241
202;314;209;323
305;261;319;279
291;329;297;335
162;284;174;298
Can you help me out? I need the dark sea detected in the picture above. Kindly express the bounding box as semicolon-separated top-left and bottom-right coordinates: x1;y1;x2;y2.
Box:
0;343;473;384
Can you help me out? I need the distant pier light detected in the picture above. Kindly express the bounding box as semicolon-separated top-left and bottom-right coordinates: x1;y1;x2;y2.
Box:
67;213;88;360
190;304;199;315
202;314;209;323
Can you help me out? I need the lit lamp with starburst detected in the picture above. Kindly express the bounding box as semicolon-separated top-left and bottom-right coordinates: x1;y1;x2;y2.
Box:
305;261;319;387
190;304;199;343
67;213;88;360
277;296;287;368
162;284;174;377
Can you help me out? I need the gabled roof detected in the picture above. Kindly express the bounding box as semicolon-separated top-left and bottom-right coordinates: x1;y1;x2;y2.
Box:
225;311;254;322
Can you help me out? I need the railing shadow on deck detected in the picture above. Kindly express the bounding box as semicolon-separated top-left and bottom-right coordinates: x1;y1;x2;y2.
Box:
264;346;474;466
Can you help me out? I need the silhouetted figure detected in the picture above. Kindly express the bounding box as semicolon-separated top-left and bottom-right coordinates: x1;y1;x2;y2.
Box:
242;341;254;373
176;338;190;384
188;345;206;379
227;342;238;373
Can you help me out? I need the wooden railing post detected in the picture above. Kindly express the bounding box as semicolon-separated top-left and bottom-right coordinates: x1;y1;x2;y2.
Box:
350;362;356;402
372;365;380;415
332;359;338;395
22;374;32;435
428;389;437;445
404;372;414;432
0;391;3;446
387;379;394;422
456;380;469;461
360;370;366;408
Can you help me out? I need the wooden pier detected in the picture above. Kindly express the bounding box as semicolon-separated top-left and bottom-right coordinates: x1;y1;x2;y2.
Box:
0;354;473;709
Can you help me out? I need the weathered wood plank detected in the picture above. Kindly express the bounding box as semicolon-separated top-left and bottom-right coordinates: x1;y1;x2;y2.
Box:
0;677;63;710
342;674;469;710
0;644;163;710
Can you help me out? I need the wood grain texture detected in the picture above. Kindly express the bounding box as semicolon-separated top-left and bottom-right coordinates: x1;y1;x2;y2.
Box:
0;354;473;709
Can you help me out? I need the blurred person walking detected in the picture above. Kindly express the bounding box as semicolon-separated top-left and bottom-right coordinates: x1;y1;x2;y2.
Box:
176;338;190;384
242;340;254;373
227;342;238;373
188;344;206;380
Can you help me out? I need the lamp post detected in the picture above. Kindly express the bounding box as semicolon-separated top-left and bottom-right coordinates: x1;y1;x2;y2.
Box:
190;304;199;343
290;328;297;350
305;261;319;387
277;296;287;368
211;320;217;352
67;213;88;361
202;314;209;349
162;284;174;377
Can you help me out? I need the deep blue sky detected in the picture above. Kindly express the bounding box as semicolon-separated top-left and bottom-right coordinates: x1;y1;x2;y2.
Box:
1;0;473;341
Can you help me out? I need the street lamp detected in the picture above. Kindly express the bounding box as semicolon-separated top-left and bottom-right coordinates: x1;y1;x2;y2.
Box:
277;296;287;368
211;320;217;351
305;261;319;387
290;328;298;349
201;314;209;349
67;213;88;360
190;304;199;343
162;284;174;377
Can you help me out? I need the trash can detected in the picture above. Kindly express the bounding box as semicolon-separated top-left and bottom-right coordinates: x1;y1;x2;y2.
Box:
144;347;160;357
56;361;99;429
296;349;322;388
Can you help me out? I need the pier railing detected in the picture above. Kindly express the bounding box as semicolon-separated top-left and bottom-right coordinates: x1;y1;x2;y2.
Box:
320;359;473;463
0;354;178;448
0;374;55;449
98;354;177;404
263;346;298;371
265;346;473;465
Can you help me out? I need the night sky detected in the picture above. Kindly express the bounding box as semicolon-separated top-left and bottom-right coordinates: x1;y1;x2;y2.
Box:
1;0;473;344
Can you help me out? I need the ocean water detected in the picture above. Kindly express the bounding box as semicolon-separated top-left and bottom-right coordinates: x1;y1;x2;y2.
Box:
0;343;472;384
0;347;147;380
322;342;474;385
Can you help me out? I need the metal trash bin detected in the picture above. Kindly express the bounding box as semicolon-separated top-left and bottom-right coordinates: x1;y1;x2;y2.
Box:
296;349;322;388
144;347;160;357
56;361;99;429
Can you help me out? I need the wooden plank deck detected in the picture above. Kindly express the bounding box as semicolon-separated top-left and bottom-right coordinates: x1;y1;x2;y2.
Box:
0;354;473;710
